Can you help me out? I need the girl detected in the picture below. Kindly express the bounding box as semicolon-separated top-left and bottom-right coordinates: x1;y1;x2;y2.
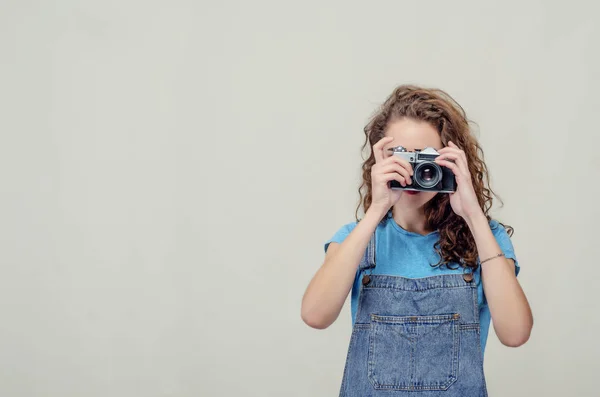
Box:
301;85;533;396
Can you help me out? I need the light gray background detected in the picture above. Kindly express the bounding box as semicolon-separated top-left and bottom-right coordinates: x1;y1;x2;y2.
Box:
1;1;598;396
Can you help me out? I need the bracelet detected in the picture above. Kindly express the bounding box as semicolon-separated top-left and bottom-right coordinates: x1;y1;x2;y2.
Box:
480;252;505;264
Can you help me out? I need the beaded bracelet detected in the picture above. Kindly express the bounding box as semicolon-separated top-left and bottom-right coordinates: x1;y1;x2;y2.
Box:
480;252;505;264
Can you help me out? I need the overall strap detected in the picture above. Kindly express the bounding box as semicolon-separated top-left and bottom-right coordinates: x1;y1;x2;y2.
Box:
358;231;376;272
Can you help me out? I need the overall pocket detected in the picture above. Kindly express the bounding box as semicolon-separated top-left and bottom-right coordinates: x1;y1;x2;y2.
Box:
367;313;460;391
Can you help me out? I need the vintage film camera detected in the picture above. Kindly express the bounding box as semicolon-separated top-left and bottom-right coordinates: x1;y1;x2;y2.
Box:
388;146;456;193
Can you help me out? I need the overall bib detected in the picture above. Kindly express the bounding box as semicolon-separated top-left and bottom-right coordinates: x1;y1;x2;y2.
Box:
339;232;487;397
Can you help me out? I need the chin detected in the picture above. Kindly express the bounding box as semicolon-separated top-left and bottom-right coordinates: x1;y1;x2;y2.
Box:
399;190;438;208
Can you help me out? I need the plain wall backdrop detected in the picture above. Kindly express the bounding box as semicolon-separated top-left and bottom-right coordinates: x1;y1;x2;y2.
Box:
1;1;599;396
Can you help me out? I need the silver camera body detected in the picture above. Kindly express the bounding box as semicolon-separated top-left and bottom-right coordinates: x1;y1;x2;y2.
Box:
388;146;456;193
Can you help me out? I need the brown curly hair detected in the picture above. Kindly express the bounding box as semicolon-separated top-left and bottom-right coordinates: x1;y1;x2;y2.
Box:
355;84;513;271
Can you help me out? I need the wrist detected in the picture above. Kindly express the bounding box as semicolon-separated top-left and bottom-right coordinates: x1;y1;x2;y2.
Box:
464;210;487;229
366;204;389;222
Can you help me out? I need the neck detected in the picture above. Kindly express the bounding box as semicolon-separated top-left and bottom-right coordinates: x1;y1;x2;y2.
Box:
391;205;434;235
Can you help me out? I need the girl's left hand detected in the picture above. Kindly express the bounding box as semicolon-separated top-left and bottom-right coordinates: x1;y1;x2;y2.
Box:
434;141;484;221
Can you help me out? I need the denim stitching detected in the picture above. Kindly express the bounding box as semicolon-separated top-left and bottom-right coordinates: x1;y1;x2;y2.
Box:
460;323;481;331
367;322;377;388
472;281;479;321
364;285;471;292
452;319;459;383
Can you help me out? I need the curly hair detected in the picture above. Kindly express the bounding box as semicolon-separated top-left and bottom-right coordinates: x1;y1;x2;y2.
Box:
355;84;513;271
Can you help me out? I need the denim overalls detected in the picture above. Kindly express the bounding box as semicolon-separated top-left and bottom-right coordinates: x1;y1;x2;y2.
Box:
339;231;487;396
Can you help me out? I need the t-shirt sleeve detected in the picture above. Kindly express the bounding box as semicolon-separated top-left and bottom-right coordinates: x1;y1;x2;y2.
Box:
489;219;520;277
324;222;358;253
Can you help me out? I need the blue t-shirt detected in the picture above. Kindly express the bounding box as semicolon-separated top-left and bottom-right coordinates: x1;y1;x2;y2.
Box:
324;214;519;357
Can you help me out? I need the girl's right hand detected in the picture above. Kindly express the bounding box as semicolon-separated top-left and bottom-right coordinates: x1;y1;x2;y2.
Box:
369;136;414;214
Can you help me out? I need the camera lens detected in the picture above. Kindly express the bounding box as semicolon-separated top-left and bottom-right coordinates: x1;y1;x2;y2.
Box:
414;162;442;188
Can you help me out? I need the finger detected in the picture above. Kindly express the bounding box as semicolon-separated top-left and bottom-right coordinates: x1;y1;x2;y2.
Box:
437;154;467;176
373;136;394;163
383;172;407;187
436;152;468;176
448;141;462;150
386;155;414;176
449;141;468;164
379;163;412;185
438;146;462;155
435;158;463;180
446;141;468;164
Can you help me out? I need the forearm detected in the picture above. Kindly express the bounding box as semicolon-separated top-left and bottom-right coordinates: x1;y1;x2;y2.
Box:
301;206;386;329
466;212;533;347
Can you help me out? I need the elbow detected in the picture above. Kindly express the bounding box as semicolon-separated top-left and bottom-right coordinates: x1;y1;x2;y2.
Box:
500;332;530;347
302;315;330;330
301;306;333;330
499;322;533;348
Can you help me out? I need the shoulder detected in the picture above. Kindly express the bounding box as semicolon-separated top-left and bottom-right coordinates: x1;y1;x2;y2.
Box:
341;221;359;233
324;221;359;253
332;221;359;238
489;218;504;230
487;218;517;256
488;218;513;239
